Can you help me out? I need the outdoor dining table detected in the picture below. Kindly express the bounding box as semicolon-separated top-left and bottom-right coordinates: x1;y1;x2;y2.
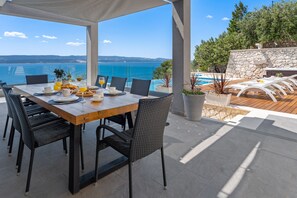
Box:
13;83;142;194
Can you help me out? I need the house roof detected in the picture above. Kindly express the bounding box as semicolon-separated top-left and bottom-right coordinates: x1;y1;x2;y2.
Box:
0;0;173;26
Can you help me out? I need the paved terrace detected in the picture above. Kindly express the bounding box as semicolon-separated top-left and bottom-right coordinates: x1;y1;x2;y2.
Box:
0;103;297;198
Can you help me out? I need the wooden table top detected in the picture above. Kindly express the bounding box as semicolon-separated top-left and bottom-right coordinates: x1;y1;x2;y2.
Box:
14;83;142;125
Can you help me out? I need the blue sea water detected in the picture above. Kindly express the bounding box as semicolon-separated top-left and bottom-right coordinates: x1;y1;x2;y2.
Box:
0;62;159;84
0;62;212;90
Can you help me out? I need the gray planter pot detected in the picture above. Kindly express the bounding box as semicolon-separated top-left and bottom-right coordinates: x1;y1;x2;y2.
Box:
182;93;205;121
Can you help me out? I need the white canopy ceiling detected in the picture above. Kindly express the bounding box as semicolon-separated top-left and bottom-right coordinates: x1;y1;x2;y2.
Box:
0;0;174;25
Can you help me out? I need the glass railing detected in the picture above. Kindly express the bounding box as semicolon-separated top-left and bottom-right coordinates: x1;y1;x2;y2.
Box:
0;63;87;85
0;62;214;93
98;62;165;91
0;62;167;92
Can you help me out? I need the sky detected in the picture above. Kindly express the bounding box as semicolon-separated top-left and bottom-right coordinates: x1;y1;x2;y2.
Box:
0;0;283;59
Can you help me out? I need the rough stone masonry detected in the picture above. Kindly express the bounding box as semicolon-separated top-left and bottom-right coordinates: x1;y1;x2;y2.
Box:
226;47;297;79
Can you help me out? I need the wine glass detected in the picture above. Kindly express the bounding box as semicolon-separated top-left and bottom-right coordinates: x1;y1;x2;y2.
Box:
76;75;83;82
98;77;105;88
79;83;88;112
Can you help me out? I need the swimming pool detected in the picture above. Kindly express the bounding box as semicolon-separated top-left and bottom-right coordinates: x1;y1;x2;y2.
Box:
149;77;213;91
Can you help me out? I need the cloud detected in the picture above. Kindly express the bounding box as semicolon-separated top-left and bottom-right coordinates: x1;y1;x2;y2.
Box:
42;35;57;39
103;40;112;44
41;40;48;43
222;17;230;21
0;37;2;39
35;36;40;38
206;15;213;19
4;31;28;39
66;42;85;47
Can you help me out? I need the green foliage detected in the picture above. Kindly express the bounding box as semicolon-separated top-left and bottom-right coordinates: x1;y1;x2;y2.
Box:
194;32;248;71
239;0;297;45
53;69;65;79
194;0;297;71
182;89;205;96
153;60;172;87
182;74;204;95
228;1;248;33
211;73;230;94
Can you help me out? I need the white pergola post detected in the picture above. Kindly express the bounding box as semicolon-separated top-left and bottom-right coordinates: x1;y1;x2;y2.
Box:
171;0;191;115
86;23;98;85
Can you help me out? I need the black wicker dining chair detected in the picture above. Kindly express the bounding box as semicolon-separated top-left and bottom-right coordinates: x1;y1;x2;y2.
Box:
9;93;84;195
95;75;109;88
5;89;62;168
95;94;173;198
26;74;48;84
103;79;151;132
7;91;85;173
0;82;9;140
129;79;151;96
110;76;127;91
2;85;49;154
1;82;37;140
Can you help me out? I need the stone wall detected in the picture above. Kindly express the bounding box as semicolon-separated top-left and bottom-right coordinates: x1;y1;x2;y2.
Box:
226;47;297;79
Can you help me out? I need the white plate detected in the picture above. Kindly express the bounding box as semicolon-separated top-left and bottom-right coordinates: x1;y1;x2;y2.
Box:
90;97;104;102
53;96;79;102
108;90;121;95
37;90;58;94
88;86;99;90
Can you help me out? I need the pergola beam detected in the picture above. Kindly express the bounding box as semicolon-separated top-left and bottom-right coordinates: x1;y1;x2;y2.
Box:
0;2;95;26
0;1;191;117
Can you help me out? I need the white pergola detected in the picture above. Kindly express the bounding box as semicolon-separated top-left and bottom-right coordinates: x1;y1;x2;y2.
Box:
0;0;191;115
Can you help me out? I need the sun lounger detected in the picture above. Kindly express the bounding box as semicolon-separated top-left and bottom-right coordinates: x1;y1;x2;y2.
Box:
262;78;291;95
226;80;280;102
264;76;295;93
282;74;297;87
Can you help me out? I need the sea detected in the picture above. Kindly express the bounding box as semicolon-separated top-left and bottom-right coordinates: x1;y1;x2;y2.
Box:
0;61;212;90
0;61;159;83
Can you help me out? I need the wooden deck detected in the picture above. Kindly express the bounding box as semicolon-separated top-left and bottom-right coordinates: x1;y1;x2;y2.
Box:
201;80;297;114
229;91;297;114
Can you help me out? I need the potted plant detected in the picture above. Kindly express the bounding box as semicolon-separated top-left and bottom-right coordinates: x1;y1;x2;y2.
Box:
66;70;72;80
206;73;231;106
63;70;73;84
153;60;172;93
182;74;205;121
61;70;73;85
54;69;65;81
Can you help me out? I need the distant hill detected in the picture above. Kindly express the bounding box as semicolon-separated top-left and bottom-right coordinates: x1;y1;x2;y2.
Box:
0;55;167;63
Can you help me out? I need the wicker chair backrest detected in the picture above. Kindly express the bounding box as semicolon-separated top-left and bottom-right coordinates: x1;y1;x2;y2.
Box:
110;76;127;91
26;75;48;84
130;94;173;161
130;79;151;96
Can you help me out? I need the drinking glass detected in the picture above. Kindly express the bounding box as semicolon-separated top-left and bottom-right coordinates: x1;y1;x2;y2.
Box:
98;77;105;88
79;83;88;112
76;75;83;82
54;79;62;91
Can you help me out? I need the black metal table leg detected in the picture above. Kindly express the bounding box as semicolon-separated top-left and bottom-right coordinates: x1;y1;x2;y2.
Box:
69;124;81;194
126;112;134;129
68;122;130;194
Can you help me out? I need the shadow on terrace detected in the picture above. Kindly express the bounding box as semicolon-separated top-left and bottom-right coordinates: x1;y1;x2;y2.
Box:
1;102;297;198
